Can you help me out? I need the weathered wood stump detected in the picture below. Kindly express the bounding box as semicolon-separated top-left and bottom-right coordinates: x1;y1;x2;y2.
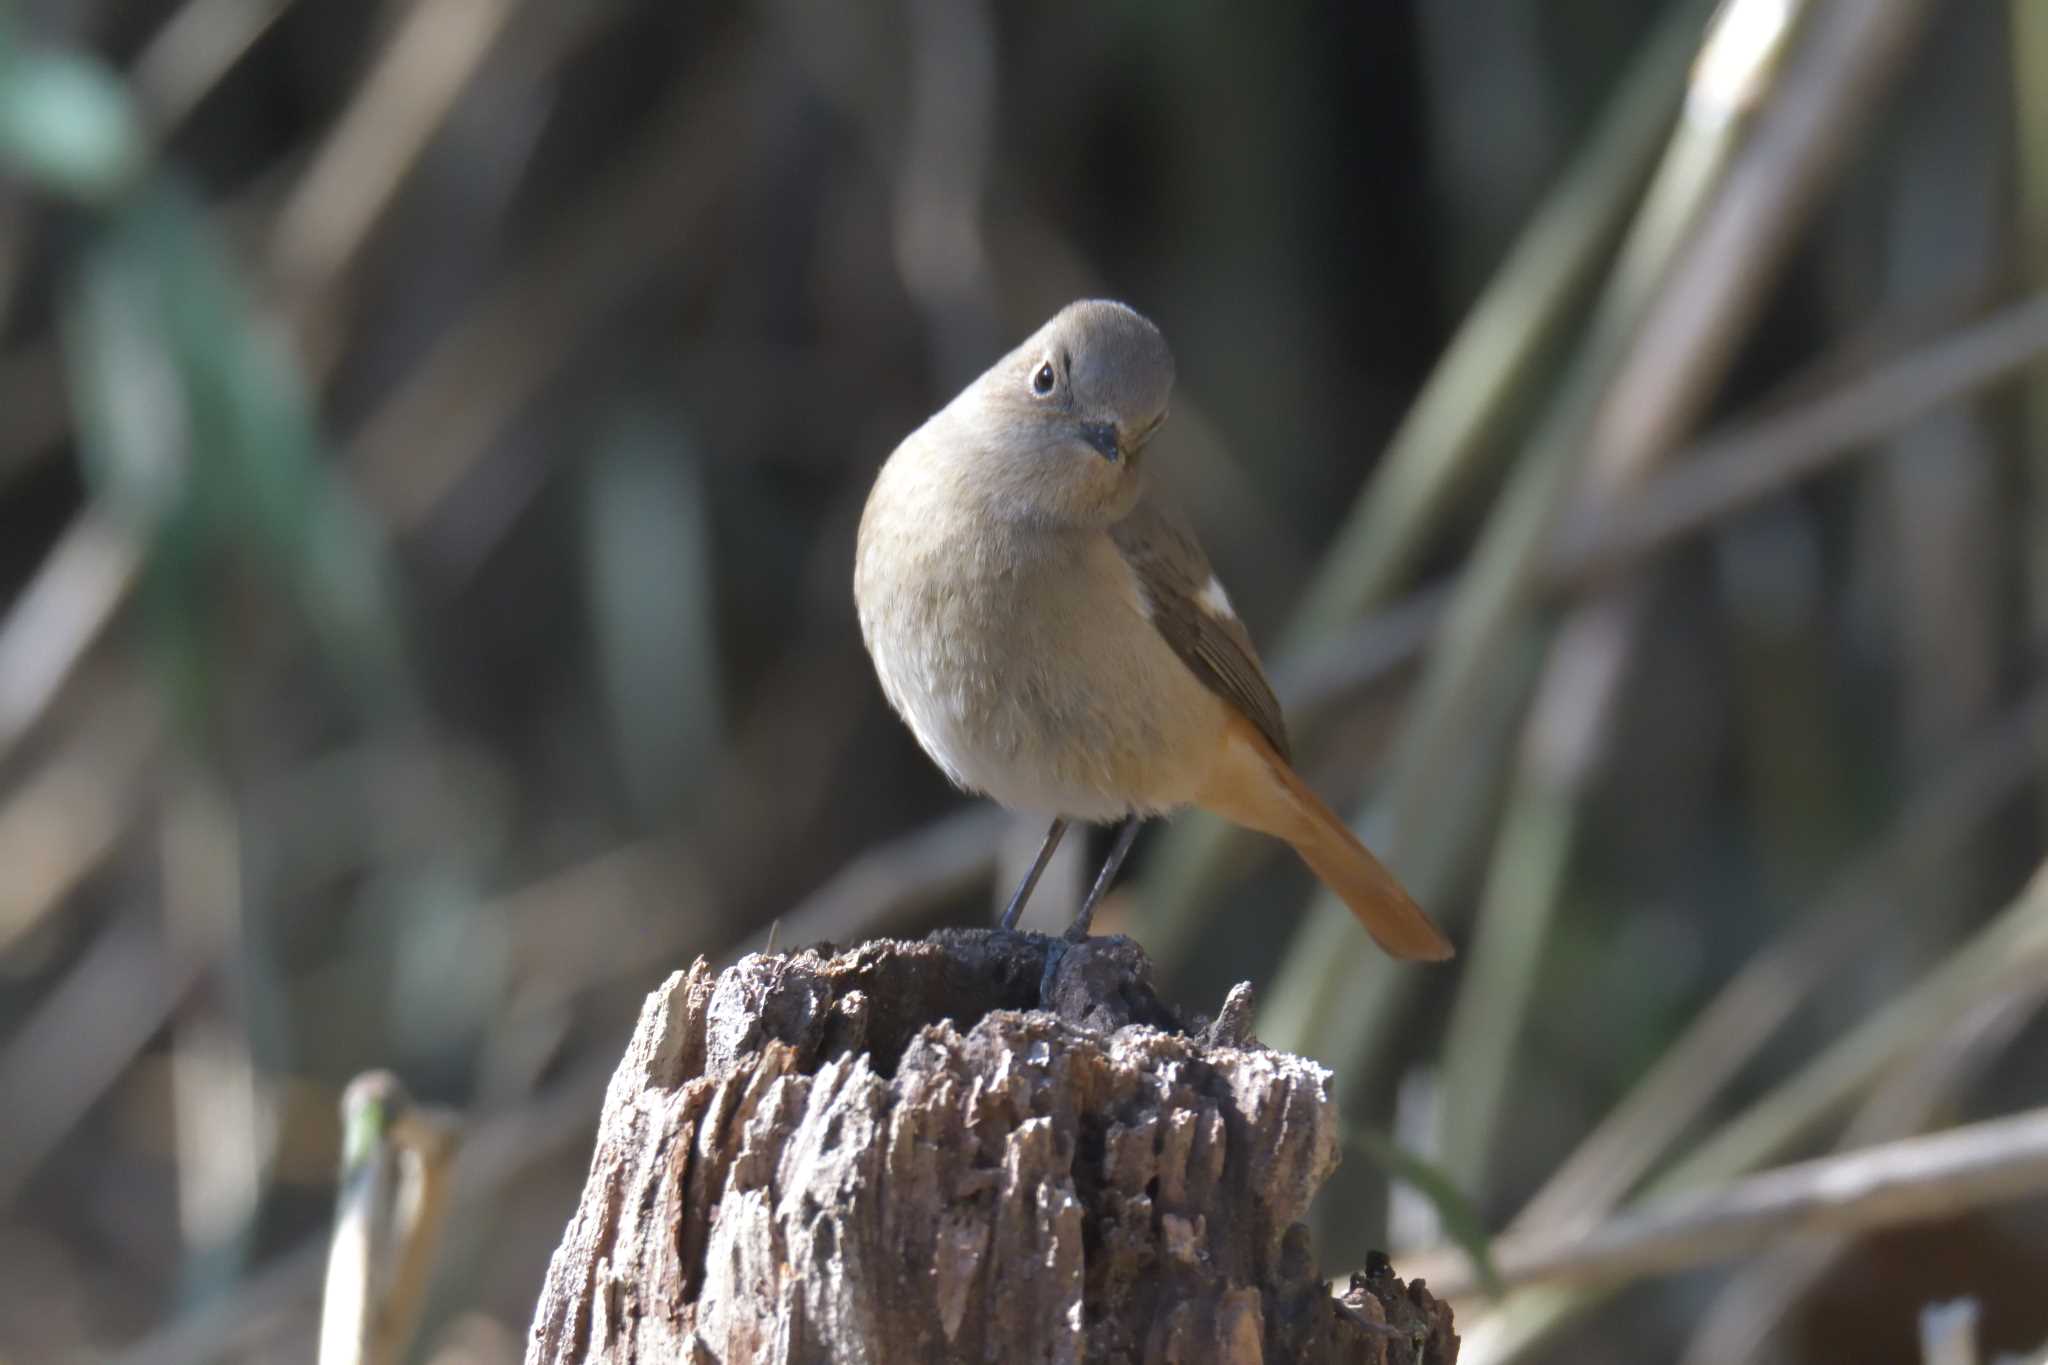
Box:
525;929;1457;1364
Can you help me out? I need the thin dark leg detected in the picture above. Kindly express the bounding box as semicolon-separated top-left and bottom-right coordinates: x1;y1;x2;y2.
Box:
998;817;1068;931
1065;817;1143;942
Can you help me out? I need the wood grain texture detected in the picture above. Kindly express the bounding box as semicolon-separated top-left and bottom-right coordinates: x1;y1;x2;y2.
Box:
523;930;1458;1364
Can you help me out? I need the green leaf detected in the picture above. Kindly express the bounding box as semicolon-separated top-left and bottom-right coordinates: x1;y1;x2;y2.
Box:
60;181;418;726
0;43;144;203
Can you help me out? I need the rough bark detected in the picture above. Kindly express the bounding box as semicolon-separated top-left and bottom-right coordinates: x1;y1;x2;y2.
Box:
525;929;1458;1365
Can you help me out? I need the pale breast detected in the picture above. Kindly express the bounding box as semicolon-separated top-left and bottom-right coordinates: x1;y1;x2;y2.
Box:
855;479;1223;821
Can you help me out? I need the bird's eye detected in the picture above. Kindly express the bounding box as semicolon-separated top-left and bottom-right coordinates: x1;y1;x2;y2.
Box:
1031;361;1056;397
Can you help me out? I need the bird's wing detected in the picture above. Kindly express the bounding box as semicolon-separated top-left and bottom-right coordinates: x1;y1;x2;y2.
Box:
1110;497;1291;760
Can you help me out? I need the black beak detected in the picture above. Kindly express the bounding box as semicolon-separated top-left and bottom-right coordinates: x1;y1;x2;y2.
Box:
1078;414;1163;463
1079;420;1121;462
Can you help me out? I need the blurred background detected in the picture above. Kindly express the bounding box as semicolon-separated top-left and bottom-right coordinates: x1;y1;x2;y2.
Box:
3;0;2047;1361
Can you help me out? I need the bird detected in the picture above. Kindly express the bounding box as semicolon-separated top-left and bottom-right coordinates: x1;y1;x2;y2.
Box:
852;299;1452;960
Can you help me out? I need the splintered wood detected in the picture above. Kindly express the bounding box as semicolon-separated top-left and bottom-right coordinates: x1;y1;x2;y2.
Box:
524;929;1457;1364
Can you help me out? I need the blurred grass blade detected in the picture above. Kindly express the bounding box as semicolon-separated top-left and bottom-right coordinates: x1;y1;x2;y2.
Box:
2013;0;2048;745
1282;0;1716;651
1135;0;1714;969
1511;689;2048;1233
1348;1123;1504;1299
1258;36;1744;1062
583;407;721;827
1468;855;2048;1363
1433;588;1644;1200
1269;0;1931;1091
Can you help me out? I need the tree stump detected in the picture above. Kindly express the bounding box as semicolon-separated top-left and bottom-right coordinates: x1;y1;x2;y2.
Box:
525;929;1458;1364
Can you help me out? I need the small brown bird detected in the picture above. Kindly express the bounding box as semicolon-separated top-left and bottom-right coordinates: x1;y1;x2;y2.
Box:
853;300;1452;959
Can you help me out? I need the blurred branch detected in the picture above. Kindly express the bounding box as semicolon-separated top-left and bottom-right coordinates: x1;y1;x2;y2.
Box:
1275;0;1935;1072
1269;581;1450;726
1402;1107;2048;1299
1679;976;2048;1365
0;1;309;488
1138;0;1713;961
0;0;552;764
346;34;749;533
0;511;142;765
1261;0;1769;1054
1557;288;2048;582
767;806;1007;955
0;682;158;954
0;0;544;750
1437;219;2033;1207
495;838;706;993
1861;3;2003;800
1511;689;2048;1236
0;912;204;1205
1450;2;1962;1350
270;0;521;311
1281;0;1712;649
317;1071;460;1365
893;0;998;382
1468;853;2048;1364
131;0;293;132
161;772;267;1270
1269;287;2048;734
1662;866;2048;1190
2015;0;2048;716
1435;583;1645;1197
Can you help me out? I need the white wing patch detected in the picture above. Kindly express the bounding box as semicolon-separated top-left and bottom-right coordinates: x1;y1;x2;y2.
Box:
1197;574;1235;620
1128;562;1156;620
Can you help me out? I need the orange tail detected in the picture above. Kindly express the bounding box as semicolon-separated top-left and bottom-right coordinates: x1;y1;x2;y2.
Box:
1196;713;1454;962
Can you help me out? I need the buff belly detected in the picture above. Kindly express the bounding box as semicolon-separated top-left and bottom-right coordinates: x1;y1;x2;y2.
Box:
857;535;1224;823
